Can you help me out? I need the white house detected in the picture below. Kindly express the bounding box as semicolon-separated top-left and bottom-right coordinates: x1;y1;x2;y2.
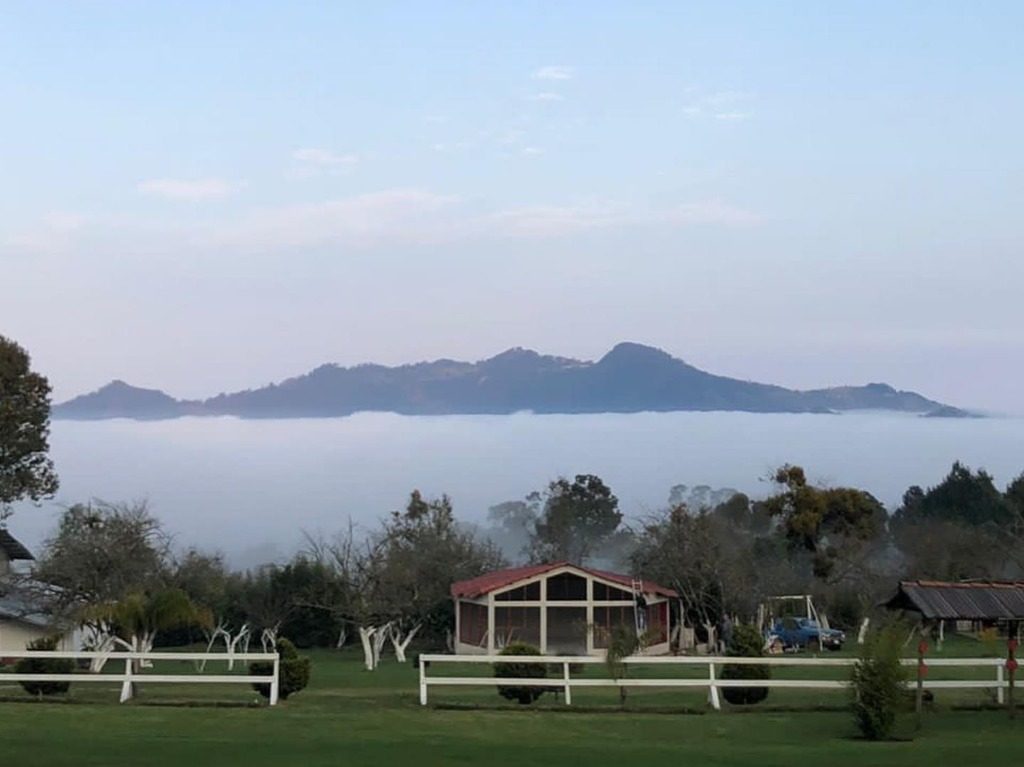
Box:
0;529;74;655
451;561;676;656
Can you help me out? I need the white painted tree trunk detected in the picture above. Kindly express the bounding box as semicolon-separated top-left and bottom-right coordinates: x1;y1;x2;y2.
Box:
857;617;870;644
260;625;279;654
389;624;421;663
359;626;378;670
224;624;250;671
444;628;454;653
358;623;393;670
336;626;348;649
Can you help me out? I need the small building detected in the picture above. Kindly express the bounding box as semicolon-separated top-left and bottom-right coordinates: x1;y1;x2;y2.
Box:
451;562;676;656
885;579;1024;624
0;529;74;655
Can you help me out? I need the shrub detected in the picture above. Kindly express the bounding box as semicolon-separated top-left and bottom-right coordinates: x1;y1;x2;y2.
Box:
851;625;907;740
251;638;311;701
721;624;770;705
494;642;547;705
15;635;74;697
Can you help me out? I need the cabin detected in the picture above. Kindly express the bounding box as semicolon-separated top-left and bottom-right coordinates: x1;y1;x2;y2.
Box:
0;529;74;655
451;562;676;656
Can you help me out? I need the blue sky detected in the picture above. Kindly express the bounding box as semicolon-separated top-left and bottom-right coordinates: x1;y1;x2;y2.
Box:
2;2;1023;411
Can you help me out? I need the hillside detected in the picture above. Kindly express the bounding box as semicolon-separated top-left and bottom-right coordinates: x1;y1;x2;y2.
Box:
54;342;964;420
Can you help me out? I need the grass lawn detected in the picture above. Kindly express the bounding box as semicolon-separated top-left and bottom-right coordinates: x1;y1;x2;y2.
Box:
0;638;1020;766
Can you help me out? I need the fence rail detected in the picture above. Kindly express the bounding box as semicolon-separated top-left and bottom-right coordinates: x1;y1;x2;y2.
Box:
418;653;1008;709
0;651;280;705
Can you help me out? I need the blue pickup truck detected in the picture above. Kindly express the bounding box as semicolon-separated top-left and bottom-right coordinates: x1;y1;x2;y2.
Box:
769;617;845;651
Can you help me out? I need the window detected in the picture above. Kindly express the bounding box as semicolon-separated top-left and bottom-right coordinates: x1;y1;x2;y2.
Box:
495;581;541;601
494;606;541;646
546;572;587;600
593;582;633;601
459;602;488;647
592;606;635;649
546;607;587;653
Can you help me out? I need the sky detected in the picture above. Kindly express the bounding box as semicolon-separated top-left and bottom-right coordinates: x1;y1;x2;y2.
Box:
2;2;1023;412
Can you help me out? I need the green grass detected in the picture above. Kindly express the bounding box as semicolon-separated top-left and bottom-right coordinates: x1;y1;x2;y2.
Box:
0;638;1020;766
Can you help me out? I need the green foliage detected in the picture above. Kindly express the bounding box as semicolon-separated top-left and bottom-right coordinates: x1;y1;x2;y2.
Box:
14;635;74;696
252;638;312;701
893;461;1016;528
33;501;170;614
764;465;885;580
0;335;58;518
721;624;770;705
530;474;622;564
494;642;547;705
851;625;908;741
86;588;211;643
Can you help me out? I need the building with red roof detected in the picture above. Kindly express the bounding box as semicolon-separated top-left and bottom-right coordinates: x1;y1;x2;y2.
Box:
451;562;676;656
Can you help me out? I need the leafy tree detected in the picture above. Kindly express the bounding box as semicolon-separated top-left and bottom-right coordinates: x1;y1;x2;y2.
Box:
375;491;505;650
32;501;170;616
764;465;886;581
0;335;58;519
891;461;1015;528
530;474;622;564
86;588;211;653
1006;472;1024;517
851;624;908;740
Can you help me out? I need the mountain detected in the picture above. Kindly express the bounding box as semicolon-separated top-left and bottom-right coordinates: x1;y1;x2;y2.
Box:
53;342;962;420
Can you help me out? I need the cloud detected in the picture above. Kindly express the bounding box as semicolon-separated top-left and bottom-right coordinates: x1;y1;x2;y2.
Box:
521;147;544;157
291;148;359;168
683;89;754;122
528;92;564;102
714;111;752;121
532;65;573;81
137;178;235;201
208;189;462;251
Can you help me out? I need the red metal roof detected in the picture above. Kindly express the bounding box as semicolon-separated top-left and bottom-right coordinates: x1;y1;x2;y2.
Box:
451;562;677;599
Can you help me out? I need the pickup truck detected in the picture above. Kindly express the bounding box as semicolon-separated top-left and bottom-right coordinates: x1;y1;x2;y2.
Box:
769;617;845;651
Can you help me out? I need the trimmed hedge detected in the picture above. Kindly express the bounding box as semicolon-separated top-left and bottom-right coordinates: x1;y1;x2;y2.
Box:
15;635;74;697
494;642;547;705
251;638;311;701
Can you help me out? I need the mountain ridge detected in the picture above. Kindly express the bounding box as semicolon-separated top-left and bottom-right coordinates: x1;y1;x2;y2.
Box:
53;342;970;420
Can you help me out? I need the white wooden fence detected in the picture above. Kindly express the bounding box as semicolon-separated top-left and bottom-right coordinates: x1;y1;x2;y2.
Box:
418;653;1009;709
1;651;281;705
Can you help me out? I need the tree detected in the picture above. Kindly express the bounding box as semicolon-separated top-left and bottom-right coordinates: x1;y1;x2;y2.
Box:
0;335;58;519
891;461;1015;528
720;624;770;705
851;624;908;740
763;465;886;581
32;501;170;616
530;474;622;564
374;491;505;661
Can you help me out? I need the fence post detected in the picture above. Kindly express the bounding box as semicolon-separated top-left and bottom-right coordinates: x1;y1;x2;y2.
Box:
419;655;428;706
1008;631;1018;719
119;657;134;704
997;663;1005;705
563;661;572;706
707;661;721;711
269;654;280;707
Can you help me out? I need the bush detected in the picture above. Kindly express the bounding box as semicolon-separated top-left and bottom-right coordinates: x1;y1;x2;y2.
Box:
15;635;74;697
851;626;907;740
721;624;770;705
251;638;311;701
494;642;547;705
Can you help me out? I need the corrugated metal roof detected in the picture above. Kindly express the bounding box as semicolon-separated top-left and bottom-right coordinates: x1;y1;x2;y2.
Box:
451;561;677;599
0;529;33;561
886;580;1024;621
